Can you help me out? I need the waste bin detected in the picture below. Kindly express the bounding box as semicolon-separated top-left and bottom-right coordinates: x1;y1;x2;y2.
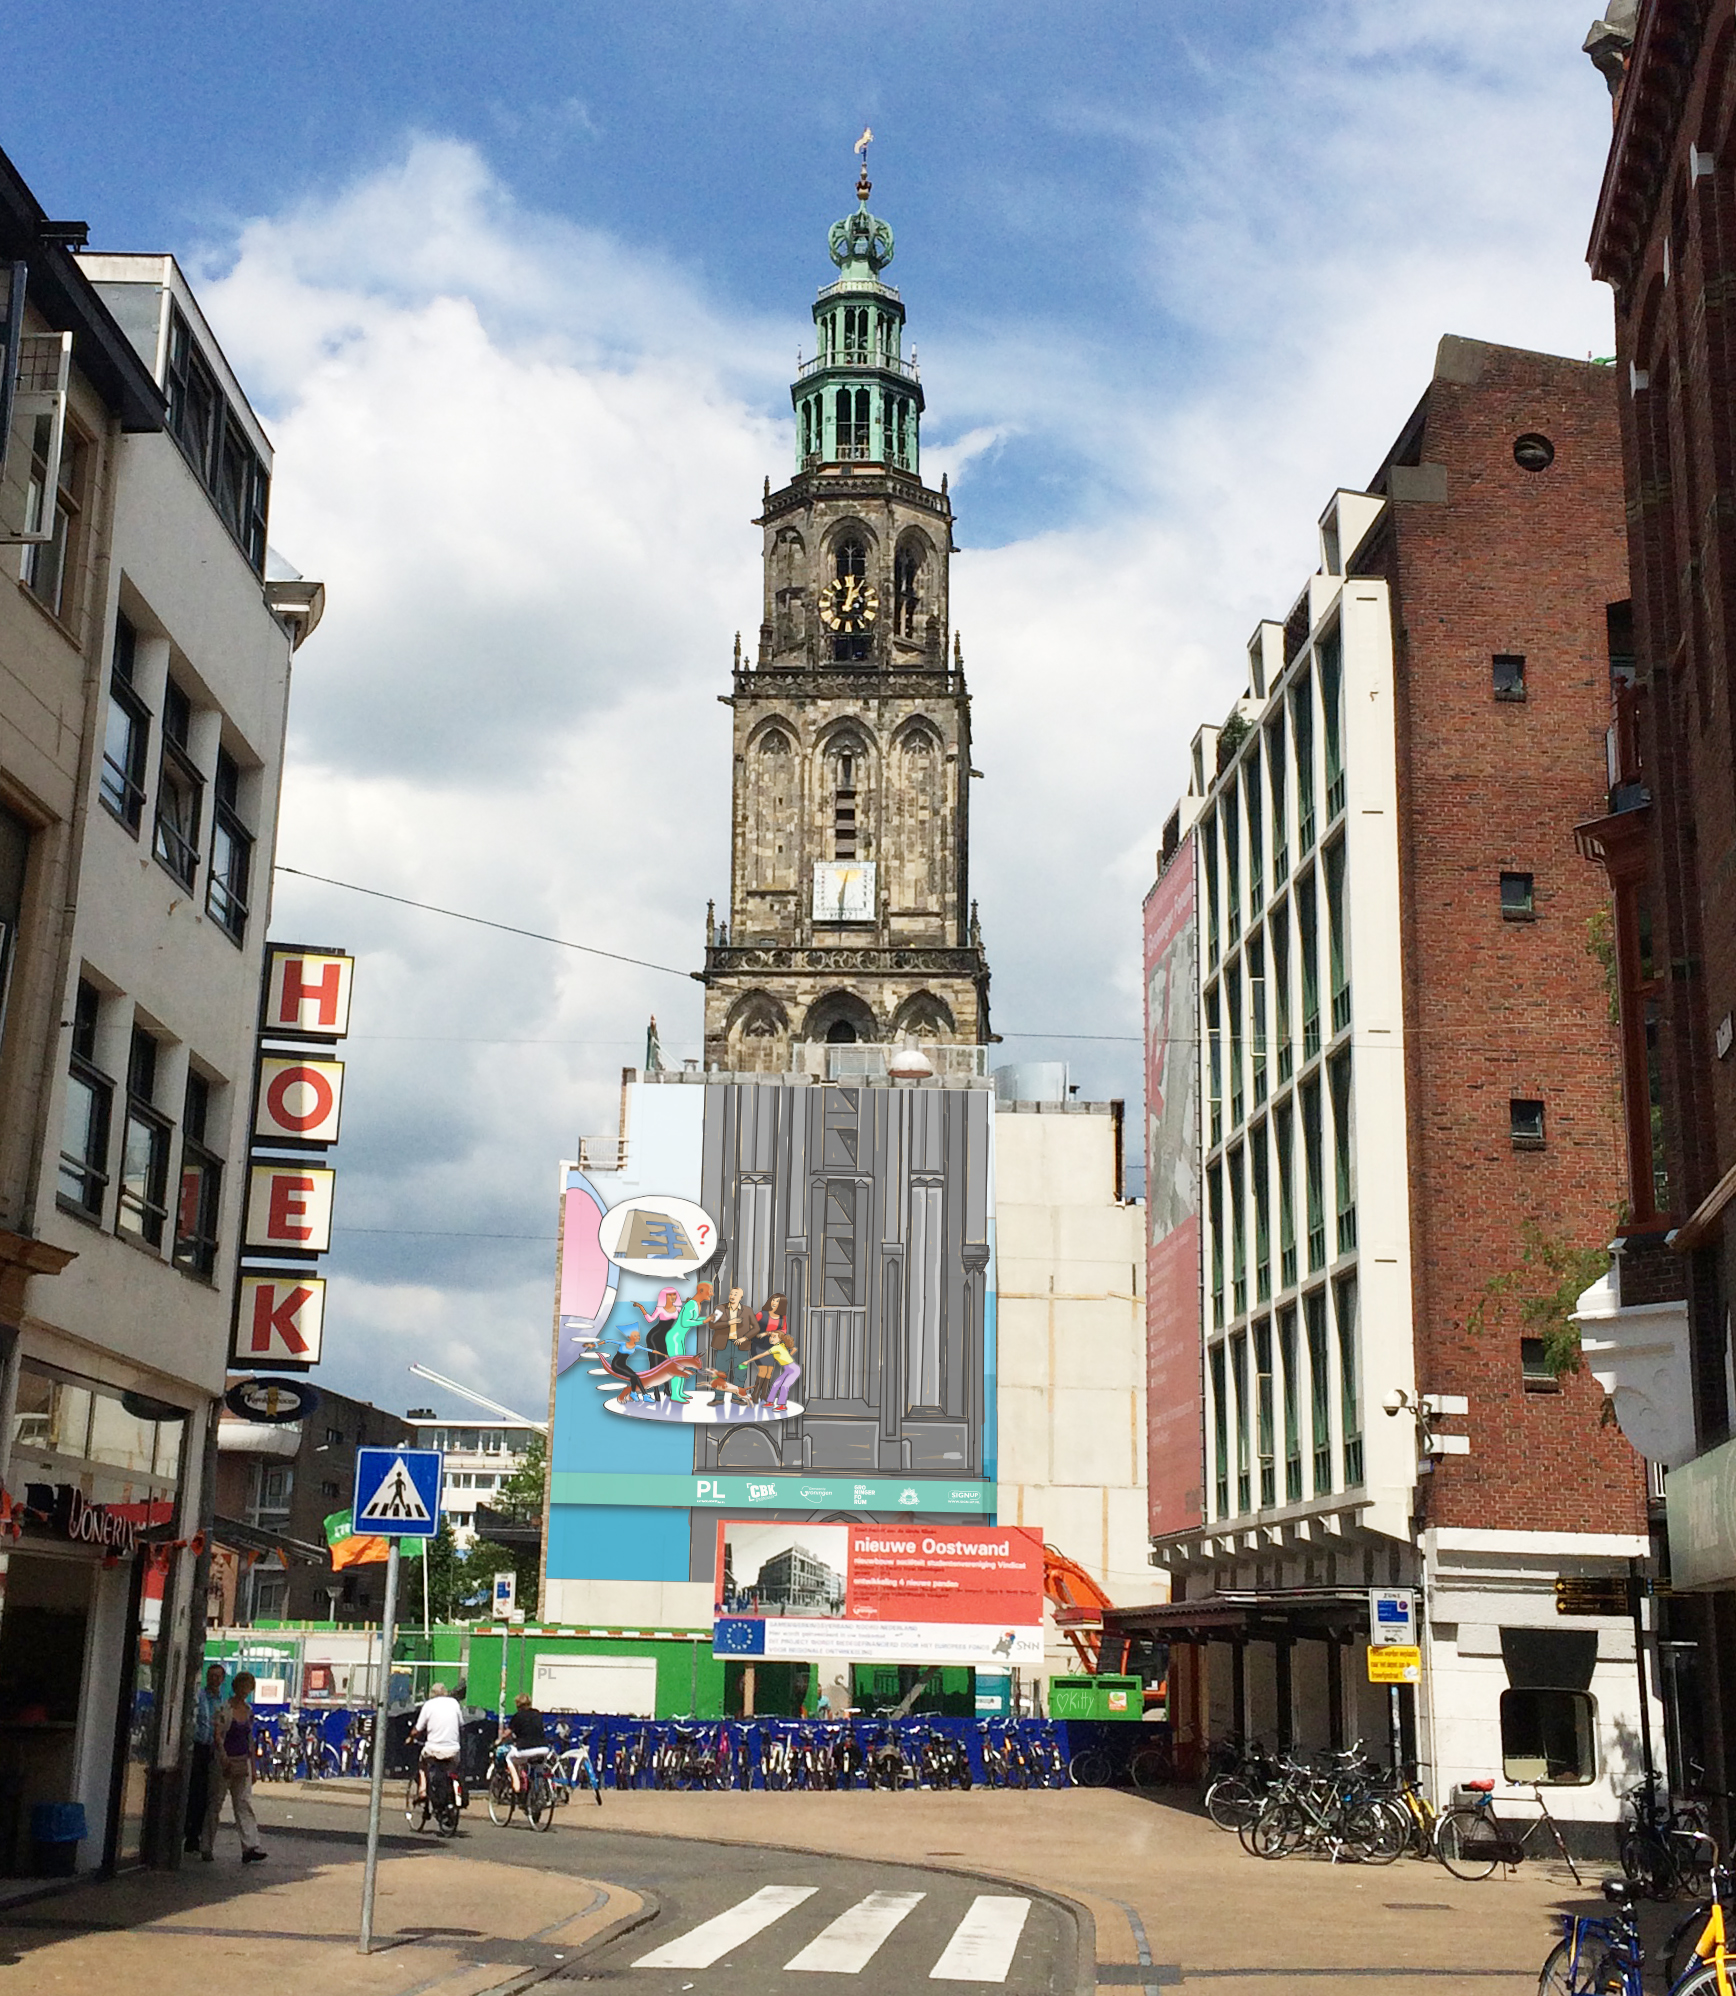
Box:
1046;1675;1144;1721
30;1802;87;1877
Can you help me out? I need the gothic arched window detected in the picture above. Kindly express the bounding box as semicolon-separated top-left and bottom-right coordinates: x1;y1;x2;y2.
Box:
894;542;922;638
749;727;794;892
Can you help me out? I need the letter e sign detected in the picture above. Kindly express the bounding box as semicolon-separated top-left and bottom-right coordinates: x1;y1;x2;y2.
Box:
255;1057;344;1145
235;1275;326;1364
245;1163;335;1253
264;947;354;1039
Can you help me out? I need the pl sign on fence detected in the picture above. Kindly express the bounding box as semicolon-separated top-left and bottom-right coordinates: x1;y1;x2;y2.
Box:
712;1518;1044;1665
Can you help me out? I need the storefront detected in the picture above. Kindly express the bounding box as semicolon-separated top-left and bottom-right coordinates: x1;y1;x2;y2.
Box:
0;1358;196;1875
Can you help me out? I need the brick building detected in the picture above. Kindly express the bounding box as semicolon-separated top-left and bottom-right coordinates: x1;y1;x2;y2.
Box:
1134;338;1652;1832
1576;0;1736;1830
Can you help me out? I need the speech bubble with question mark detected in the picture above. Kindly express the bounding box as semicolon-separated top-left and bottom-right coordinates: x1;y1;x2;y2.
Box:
596;1195;721;1278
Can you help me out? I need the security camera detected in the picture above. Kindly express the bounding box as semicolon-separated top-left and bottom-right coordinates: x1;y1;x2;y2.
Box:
1382;1389;1406;1418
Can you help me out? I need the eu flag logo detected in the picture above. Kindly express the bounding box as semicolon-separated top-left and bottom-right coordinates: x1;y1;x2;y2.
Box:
713;1617;766;1656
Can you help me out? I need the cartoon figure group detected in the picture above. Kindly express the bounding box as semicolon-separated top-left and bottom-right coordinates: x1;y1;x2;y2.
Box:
599;1285;801;1415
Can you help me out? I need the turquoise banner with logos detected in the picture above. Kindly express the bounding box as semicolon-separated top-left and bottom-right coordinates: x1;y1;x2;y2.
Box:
549;1470;994;1513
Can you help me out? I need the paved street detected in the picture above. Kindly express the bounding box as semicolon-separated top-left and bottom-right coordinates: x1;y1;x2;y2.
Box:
0;1780;1634;1996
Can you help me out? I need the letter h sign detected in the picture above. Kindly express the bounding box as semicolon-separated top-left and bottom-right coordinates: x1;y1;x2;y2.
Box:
263;946;354;1039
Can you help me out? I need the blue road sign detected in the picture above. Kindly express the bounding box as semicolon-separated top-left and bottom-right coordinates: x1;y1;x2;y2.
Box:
354;1446;443;1538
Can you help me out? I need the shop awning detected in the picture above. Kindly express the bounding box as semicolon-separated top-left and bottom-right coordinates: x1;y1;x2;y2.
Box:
1104;1588;1373;1643
212;1514;329;1566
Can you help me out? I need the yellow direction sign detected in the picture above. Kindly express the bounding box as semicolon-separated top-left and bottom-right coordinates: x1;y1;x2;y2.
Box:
1367;1645;1421;1684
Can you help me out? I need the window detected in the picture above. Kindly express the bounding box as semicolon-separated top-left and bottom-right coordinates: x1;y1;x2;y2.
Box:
1276;1102;1297;1289
1510;1098;1546;1149
207;749;252;943
1326;841;1350;1034
21;416;86;621
165;305;269;573
1203;819;1220;971
1493;653;1527;701
255;1464;293;1522
1500;871;1535;921
117;1025;172;1248
831;744;859;857
1337;1274;1362;1486
1500;1689;1596;1784
1306;1288;1332;1495
1293;668;1315;853
100;615;151;834
1272;908;1292;1084
893;544;921;638
1246;758;1264;915
1229;1147;1246;1317
1249;938;1267;1109
1208;1162;1224;1329
1268;715;1288;886
58;979;112;1218
174;1068;222;1280
1521;1338;1561;1392
152;679;202;889
1211;1344;1229;1517
1320;630;1345;821
1231;1330;1250;1514
835;386;870;462
1225;801;1241;948
1254;1318;1275;1509
1330;1053;1356;1255
1206;984;1222;1147
1299;872;1320;1059
325;1427;344;1446
0;805;26;1044
1302;1077;1325;1271
321;1479;340;1499
1279;1307;1302;1502
1512;433;1555;473
1228;963;1244;1128
1252;1130;1271;1304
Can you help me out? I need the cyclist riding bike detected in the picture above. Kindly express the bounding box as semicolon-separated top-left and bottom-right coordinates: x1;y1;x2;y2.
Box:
499;1693;551;1794
412;1680;465;1806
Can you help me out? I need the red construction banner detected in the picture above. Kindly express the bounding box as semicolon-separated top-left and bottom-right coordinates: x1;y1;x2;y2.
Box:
847;1525;1044;1626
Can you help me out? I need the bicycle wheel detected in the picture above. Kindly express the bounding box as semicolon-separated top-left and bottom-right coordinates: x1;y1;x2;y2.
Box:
1661;1902;1712;1991
1537;1939;1580;1996
1068;1747;1113;1789
1246;1802;1305;1859
1130;1741;1173;1792
527;1772;555;1831
404;1776;431;1832
1436;1807;1500;1881
487;1766;517;1827
1346;1801;1407;1867
1205;1775;1261;1831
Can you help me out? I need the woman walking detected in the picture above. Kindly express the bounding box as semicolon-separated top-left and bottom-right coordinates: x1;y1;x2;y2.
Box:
203;1669;267;1863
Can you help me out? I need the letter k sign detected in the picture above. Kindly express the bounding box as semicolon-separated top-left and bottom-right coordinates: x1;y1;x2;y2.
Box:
236;1275;326;1364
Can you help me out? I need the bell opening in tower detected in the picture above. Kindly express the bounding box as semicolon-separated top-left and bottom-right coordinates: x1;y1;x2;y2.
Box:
825;1020;858;1044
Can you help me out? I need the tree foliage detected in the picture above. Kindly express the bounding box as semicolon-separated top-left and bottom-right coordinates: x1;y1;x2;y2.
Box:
1466;1220;1611;1379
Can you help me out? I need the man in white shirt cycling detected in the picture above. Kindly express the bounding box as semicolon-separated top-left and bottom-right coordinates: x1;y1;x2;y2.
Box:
411;1681;464;1805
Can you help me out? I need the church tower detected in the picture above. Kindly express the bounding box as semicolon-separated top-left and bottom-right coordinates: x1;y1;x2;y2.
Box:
702;157;992;1072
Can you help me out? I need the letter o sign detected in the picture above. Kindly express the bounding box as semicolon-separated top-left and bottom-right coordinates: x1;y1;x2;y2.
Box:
255;1057;344;1145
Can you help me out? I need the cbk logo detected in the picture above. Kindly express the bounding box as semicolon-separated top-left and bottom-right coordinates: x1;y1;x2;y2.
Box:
748;1482;778;1502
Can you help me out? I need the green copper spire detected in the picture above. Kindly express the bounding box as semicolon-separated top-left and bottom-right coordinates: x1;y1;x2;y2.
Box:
791;143;923;475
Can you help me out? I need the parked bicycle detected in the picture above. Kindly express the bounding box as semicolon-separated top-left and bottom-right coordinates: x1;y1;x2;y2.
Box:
1435;1778;1582;1884
549;1722;604;1807
1539;1863;1732;1996
1241;1745;1409;1865
1621;1769;1719;1902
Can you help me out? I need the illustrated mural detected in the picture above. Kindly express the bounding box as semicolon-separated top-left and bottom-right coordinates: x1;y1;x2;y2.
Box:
559;1180;803;1427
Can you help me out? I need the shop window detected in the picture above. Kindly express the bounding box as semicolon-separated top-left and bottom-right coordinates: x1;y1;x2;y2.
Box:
1500;1688;1596;1784
1510;1098;1546;1149
58;979;112;1220
1493;653;1527;701
101;613;151;834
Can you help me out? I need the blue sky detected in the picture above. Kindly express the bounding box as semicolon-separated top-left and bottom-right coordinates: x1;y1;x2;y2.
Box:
3;4;1623;1419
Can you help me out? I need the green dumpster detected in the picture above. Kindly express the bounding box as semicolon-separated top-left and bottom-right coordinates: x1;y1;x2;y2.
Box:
1046;1674;1143;1720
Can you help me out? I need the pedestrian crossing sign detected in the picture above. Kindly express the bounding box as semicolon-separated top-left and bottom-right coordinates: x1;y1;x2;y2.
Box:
354;1447;442;1537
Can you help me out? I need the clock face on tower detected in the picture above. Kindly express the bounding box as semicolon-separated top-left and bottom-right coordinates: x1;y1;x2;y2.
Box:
819;573;879;633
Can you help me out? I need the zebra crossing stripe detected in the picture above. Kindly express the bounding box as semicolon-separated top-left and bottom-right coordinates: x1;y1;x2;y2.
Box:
633;1885;818;1969
929;1895;1032;1982
785;1891;926;1973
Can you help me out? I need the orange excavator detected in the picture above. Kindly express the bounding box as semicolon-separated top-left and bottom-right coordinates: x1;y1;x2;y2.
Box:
1042;1543;1118;1673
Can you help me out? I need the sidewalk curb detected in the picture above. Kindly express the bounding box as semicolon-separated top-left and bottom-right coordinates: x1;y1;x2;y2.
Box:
480;1890;663;1993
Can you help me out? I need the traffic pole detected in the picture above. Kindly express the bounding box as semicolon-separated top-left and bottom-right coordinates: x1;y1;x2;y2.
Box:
358;1539;401;1955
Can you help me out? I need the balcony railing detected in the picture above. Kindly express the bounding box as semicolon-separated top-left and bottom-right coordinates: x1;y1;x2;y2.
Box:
1308;1221;1326;1271
1303;1011;1321;1061
797;347;921;384
1343;1436;1364;1486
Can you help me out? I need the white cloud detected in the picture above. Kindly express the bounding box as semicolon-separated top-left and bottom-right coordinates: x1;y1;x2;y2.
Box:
191;17;1620;1412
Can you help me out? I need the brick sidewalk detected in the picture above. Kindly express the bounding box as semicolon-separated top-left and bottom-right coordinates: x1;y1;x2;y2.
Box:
0;1827;642;1996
